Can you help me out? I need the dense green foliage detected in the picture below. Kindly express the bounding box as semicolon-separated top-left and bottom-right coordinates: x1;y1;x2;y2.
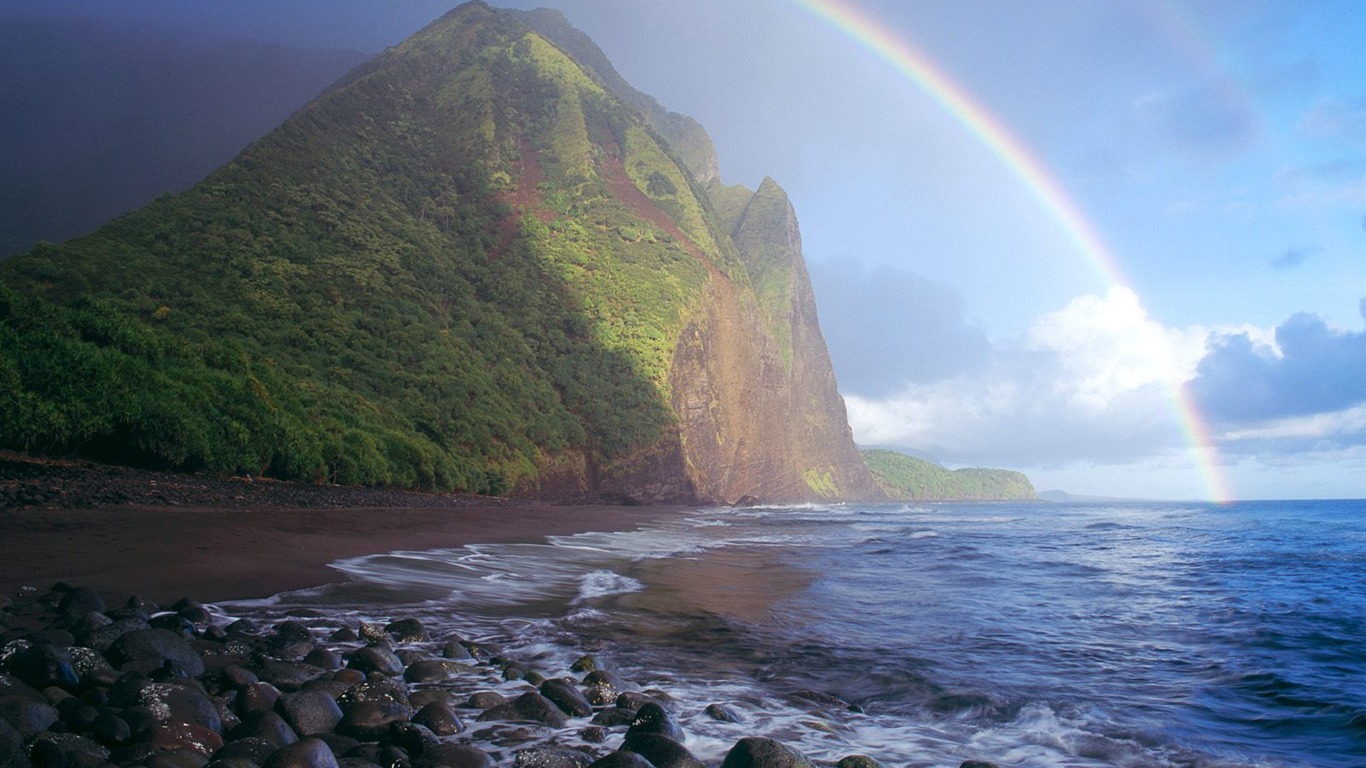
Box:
862;448;1037;501
0;5;740;493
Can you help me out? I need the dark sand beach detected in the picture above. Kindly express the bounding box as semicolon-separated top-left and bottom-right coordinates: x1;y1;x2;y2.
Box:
0;453;682;603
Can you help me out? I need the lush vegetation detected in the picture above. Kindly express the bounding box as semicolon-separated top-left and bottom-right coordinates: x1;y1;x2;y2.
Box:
0;5;740;494
862;448;1037;501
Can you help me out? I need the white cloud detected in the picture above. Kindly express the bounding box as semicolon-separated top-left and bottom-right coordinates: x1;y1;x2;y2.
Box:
846;286;1256;470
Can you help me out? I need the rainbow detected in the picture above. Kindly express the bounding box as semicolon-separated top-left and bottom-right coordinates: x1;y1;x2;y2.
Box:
793;0;1235;503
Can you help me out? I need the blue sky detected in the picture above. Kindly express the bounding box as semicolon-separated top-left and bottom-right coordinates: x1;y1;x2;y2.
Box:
6;0;1364;499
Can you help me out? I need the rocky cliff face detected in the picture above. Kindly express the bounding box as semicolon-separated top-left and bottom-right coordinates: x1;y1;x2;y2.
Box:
0;1;881;504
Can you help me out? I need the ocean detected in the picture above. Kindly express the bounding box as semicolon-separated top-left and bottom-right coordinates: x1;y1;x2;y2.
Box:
224;500;1366;767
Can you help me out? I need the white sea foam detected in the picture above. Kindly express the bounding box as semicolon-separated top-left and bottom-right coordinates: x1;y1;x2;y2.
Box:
574;569;644;602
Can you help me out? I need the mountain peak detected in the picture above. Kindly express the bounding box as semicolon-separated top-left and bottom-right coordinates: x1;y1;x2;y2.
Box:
0;3;880;504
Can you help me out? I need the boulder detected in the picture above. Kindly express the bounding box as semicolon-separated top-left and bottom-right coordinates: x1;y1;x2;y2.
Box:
619;733;705;768
383;619;427;643
540;678;593;717
411;700;463;736
345;647;403;677
588;752;654;768
105;628;204;678
279;690;344;737
513;747;592;768
720;738;815;768
412;742;492;768
337;701;410;741
476;692;568;728
625;703;683;742
262;737;340;768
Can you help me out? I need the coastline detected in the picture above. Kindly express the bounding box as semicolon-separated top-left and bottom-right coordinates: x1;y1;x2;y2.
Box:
0;454;689;603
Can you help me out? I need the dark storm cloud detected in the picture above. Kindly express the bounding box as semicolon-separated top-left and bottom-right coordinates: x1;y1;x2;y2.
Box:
807;260;990;398
1270;246;1321;270
1192;298;1366;423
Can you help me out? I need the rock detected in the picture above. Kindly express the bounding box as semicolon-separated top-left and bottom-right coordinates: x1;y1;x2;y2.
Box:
5;645;79;691
619;733;705;768
345;744;408;768
138;682;223;733
151;720;225;757
464;691;507;710
403;660;457;684
147;747;212;768
383;619;426;643
959;762;1001;768
513;747;592;768
539;678;593;717
105;628;205;678
476;692;568;728
835;757;884;768
79;617;150;653
411;742;492;768
439;640;471;660
386;721;439;757
345;646;403;677
327;627;358;643
238;682;284;716
588;752;654;768
258;661;328;692
0;717;30;768
570;656;598;673
590;707;635;727
0;695;58;738
231;711;300;749
411;700;463;736
336;701;411;741
219;665;260;691
704;703;742;723
210;736;279;765
90;712;133;746
584;685;616;706
56;587;106;620
583;670;627;690
28;732;111;767
338;678;410;709
262;737;340;768
406;689;456;710
614;692;654;711
302;649;342;671
149;613;198;638
580;726;608;744
279;690;344;737
720;738;815;768
625;702;683;742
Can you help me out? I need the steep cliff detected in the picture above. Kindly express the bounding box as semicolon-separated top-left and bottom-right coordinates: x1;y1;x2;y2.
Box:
0;2;880;503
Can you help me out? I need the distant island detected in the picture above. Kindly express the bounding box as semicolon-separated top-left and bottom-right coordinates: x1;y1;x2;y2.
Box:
861;448;1037;501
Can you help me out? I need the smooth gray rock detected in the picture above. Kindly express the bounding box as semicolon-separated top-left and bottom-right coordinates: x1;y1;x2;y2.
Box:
720;738;816;768
619;733;705;768
513;747;592;768
412;700;463;736
540;678;592;717
625;702;683;742
412;742;492;768
262;737;340;768
344;647;403;677
279;690;343;737
105;628;204;677
476;692;568;728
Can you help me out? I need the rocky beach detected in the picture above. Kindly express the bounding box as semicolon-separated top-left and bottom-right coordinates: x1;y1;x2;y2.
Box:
0;455;959;768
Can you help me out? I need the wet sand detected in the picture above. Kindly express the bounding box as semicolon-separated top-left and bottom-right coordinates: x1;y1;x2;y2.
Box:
0;501;685;604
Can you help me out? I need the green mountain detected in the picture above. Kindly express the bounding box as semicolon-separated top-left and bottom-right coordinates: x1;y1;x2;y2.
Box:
0;2;881;504
862;449;1037;502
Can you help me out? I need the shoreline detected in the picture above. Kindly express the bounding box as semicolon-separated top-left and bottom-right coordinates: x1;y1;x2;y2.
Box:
0;453;689;603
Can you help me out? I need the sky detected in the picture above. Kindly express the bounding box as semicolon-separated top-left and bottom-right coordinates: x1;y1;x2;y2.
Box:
5;0;1365;500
